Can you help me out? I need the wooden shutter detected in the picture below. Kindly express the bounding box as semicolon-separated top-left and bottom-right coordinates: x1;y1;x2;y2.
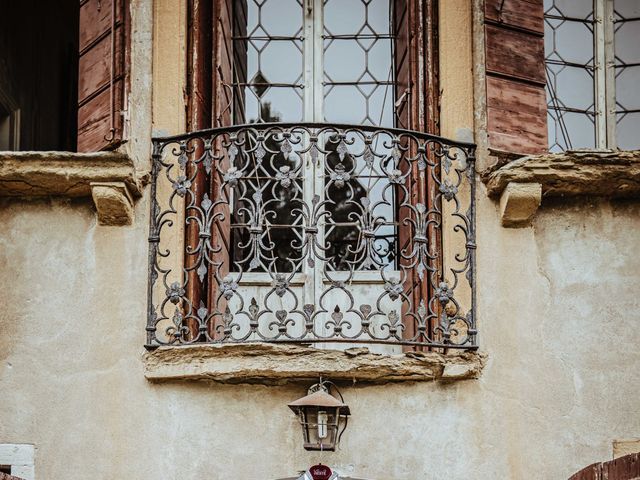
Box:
394;0;439;134
77;0;129;152
182;0;240;340
484;0;547;154
206;0;243;338
395;0;441;349
184;0;214;340
213;0;236;128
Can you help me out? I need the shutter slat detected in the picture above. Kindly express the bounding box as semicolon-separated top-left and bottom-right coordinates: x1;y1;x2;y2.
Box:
485;0;544;34
79;0;118;51
486;76;547;152
485;24;545;85
78;26;125;104
77;78;124;152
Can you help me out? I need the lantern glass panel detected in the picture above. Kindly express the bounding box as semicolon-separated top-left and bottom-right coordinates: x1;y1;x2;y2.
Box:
299;406;341;451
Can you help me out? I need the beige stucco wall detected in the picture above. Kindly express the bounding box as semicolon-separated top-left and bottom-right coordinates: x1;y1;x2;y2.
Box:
1;1;639;479
1;193;639;480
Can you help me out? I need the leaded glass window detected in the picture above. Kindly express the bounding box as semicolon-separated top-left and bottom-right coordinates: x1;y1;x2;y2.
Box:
232;0;395;126
545;0;640;151
229;0;399;274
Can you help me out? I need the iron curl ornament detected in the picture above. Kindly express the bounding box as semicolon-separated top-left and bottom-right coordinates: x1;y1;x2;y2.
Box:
146;123;477;351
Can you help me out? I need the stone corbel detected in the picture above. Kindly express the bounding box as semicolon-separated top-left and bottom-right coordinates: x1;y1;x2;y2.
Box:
0;151;146;226
90;182;134;226
499;182;542;228
483;150;640;228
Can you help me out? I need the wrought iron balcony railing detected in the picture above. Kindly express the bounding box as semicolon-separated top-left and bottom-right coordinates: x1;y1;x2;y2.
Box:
147;123;477;351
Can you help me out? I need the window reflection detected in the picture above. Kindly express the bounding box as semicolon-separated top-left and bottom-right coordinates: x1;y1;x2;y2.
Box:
231;0;398;273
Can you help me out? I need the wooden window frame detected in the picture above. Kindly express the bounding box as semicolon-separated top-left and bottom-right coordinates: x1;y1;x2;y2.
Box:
187;0;440;135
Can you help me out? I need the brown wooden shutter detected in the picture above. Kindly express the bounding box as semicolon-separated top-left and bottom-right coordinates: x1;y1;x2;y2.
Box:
77;0;129;152
394;0;441;349
182;0;239;340
190;0;238;339
394;0;439;134
484;0;547;154
184;0;214;340
394;1;410;130
213;0;236;128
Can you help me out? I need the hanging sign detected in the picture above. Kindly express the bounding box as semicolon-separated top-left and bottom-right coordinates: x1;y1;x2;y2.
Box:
308;464;332;480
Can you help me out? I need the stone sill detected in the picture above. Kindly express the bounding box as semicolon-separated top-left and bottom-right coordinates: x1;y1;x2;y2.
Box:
142;343;486;385
482;150;640;227
0;151;147;225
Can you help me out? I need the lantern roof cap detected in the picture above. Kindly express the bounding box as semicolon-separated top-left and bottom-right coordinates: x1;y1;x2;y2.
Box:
288;389;351;415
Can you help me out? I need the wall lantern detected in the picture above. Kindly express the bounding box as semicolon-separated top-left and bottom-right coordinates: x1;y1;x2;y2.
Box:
288;379;350;451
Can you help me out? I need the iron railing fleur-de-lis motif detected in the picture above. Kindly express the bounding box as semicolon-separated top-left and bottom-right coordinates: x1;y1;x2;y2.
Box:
146;123;477;351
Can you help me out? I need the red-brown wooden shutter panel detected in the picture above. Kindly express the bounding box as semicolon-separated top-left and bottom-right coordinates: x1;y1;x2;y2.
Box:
77;0;129;152
484;0;547;154
394;0;441;350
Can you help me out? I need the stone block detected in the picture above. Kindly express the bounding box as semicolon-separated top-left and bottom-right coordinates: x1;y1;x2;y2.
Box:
143;343;487;385
499;181;542;227
613;439;640;459
90;182;135;226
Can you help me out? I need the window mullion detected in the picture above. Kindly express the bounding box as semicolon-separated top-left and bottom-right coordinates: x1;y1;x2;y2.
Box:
312;0;324;122
302;0;317;306
303;0;315;122
603;0;617;148
594;0;609;148
311;0;325;311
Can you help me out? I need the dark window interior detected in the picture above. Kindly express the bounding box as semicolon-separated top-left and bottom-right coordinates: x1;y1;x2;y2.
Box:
0;0;79;151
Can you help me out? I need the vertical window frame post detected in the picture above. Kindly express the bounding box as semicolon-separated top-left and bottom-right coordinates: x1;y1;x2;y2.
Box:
594;0;616;149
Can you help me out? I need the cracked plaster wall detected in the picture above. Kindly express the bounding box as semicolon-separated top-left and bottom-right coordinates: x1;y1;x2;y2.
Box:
0;179;639;480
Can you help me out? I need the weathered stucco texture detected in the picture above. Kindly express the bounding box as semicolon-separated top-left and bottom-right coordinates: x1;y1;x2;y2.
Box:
1;0;640;478
0;193;639;480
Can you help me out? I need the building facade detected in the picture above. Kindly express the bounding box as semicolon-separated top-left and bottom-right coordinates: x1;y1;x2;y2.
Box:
0;0;639;479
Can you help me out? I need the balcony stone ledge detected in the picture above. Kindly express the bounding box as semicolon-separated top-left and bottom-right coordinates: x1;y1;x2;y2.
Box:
482;150;640;228
0;151;147;225
142;343;486;385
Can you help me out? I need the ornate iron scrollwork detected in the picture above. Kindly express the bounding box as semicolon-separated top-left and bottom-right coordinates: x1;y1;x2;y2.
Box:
146;123;477;351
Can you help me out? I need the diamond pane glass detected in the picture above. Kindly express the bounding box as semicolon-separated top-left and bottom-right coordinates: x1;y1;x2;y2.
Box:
614;2;640;149
544;0;596;151
233;0;304;123
323;0;394;128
